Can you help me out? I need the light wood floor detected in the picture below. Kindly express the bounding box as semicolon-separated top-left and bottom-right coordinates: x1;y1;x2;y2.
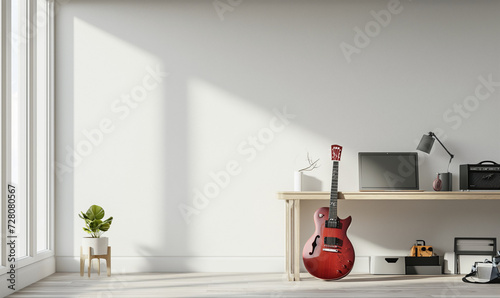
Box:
7;273;500;297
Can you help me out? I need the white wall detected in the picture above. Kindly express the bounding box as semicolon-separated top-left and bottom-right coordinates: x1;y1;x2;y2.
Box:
55;0;500;273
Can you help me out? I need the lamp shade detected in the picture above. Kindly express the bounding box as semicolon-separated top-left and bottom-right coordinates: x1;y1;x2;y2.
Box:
416;134;435;154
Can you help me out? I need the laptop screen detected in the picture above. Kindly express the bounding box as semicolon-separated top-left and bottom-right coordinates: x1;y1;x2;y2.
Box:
358;152;419;191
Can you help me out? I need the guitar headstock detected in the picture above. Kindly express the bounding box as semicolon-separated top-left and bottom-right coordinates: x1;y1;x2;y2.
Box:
331;145;343;161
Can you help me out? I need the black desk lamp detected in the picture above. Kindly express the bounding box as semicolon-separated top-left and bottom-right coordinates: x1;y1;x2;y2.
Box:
417;132;454;191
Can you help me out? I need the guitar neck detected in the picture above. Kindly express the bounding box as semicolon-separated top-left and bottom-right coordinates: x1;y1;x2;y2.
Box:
328;161;339;223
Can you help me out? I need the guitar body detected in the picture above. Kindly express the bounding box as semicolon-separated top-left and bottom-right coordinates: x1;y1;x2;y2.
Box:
302;207;355;280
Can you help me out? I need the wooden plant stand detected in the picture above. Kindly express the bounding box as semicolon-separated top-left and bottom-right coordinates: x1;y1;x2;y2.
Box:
80;246;111;277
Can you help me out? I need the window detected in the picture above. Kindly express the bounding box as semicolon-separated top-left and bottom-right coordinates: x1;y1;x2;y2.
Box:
11;0;28;259
1;0;54;273
35;0;51;253
0;0;5;268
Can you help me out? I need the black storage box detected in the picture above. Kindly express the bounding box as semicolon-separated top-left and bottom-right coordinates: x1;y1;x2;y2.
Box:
405;256;441;275
406;266;442;275
405;256;439;266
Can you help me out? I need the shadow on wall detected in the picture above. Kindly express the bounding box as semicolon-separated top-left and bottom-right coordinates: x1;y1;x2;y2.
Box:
301;174;322;191
55;11;75;266
57;0;500;272
301;199;500;259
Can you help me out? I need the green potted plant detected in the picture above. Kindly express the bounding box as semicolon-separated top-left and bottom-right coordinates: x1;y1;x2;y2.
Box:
79;205;113;255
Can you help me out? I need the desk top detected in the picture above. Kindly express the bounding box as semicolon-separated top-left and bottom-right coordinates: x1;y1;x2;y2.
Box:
277;191;500;200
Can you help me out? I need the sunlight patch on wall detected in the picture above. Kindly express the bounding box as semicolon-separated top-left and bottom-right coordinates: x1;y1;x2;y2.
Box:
187;78;275;182
71;17;168;255
183;78;298;254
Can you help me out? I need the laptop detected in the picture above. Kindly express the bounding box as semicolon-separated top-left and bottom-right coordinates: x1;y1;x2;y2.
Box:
358;152;421;191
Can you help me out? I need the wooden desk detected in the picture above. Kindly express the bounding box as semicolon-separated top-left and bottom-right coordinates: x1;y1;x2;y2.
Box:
277;191;500;281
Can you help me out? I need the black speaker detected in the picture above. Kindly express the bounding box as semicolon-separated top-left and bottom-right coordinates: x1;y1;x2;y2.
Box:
460;161;500;190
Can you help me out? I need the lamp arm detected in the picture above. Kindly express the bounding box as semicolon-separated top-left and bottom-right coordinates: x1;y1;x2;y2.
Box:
429;132;454;159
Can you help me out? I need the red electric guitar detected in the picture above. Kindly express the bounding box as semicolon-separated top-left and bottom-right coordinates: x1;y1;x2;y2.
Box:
302;145;355;280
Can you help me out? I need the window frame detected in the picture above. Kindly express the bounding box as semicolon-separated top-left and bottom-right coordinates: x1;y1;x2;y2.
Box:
0;0;54;274
0;0;7;272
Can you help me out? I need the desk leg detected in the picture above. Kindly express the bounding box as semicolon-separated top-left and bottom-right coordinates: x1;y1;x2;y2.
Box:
293;200;300;281
285;199;292;281
285;199;301;281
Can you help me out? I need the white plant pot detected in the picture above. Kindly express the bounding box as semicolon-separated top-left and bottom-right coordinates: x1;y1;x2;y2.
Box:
82;237;108;255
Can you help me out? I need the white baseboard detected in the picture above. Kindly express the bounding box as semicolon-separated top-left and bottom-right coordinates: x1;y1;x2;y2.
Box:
351;256;370;273
56;256;286;273
0;256;55;297
57;255;373;274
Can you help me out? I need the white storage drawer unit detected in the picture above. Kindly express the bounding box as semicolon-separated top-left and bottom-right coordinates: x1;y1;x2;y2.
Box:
370;256;406;274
